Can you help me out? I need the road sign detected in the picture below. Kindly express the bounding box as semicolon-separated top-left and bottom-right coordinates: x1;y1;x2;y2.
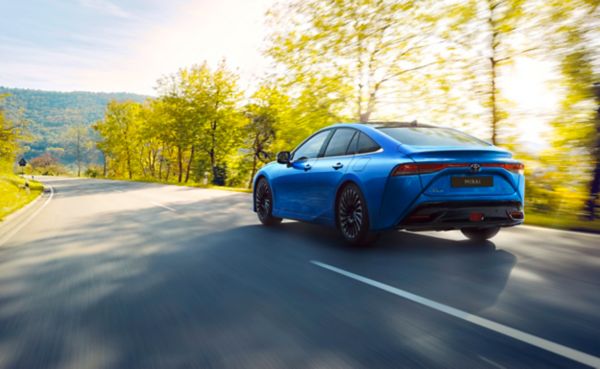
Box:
18;158;27;167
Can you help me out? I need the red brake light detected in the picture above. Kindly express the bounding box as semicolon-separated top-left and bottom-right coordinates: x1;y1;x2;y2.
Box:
391;162;525;176
392;163;447;175
482;163;524;174
392;163;467;176
504;163;525;174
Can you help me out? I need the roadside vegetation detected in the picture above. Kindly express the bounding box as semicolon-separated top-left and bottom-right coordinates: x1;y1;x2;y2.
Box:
0;94;44;220
0;174;43;220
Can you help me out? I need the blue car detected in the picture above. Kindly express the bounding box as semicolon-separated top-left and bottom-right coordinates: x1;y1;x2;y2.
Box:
253;122;525;245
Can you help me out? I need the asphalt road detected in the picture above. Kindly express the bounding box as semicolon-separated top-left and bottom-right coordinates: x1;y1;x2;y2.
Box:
0;176;599;369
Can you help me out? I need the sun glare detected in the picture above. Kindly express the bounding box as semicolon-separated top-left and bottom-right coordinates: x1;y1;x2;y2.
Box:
501;57;562;148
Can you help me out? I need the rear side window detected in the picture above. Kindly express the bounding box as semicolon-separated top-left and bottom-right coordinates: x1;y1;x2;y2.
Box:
324;128;356;157
356;133;380;154
346;133;358;154
378;127;490;147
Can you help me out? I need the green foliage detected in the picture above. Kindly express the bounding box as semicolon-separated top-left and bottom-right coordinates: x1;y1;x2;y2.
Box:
93;100;143;179
0;87;147;164
94;62;253;186
267;0;444;123
0;94;29;173
0;173;43;220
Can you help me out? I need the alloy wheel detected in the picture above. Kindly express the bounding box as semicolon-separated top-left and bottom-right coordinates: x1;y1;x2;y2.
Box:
256;180;272;221
338;186;364;240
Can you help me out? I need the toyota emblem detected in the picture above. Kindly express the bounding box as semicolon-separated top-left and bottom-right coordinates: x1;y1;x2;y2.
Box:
470;163;481;173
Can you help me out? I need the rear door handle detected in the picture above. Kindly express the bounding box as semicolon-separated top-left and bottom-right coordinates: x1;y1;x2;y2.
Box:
304;163;312;171
332;162;344;170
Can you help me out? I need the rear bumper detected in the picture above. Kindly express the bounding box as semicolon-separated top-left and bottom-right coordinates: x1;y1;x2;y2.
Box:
397;201;524;231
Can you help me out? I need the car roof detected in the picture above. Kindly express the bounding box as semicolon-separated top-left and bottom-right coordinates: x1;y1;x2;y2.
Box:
331;121;440;129
366;121;439;129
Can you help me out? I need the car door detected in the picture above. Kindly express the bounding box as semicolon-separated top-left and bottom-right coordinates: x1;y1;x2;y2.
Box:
271;129;332;217
302;128;357;221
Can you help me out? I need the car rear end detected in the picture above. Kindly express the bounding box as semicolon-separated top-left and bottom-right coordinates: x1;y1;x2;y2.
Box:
375;125;525;232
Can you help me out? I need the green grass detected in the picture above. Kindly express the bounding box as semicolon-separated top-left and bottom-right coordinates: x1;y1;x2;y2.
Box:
0;173;44;221
524;211;600;233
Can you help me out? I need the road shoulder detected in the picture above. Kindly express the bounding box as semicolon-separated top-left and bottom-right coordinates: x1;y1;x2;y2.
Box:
0;183;52;247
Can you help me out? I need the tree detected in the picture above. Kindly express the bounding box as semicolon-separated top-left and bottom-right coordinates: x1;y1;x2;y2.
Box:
93;101;142;179
196;62;244;184
243;85;290;187
63;124;93;176
29;153;64;175
266;0;444;122
441;0;530;145
157;61;245;184
543;0;600;219
0;100;17;170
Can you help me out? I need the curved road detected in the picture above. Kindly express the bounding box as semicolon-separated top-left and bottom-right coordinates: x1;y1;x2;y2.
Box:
0;177;599;368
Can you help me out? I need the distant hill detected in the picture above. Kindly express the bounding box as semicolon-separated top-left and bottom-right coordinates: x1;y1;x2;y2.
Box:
0;87;148;162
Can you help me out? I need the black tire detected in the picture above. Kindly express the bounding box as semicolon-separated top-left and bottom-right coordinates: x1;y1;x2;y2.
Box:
255;178;282;226
336;183;379;246
461;227;500;241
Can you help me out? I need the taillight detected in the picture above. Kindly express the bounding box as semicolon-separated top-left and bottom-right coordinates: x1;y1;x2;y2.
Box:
482;163;524;174
392;163;470;176
391;163;447;176
391;162;525;176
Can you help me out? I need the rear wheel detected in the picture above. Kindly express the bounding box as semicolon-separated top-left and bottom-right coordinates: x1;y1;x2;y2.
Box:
336;183;378;246
255;178;282;226
461;227;500;241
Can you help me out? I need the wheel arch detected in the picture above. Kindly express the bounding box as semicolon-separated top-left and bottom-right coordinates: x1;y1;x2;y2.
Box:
333;178;369;229
252;174;269;212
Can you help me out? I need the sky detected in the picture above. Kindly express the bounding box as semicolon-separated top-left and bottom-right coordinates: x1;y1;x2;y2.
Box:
0;0;275;95
0;0;562;148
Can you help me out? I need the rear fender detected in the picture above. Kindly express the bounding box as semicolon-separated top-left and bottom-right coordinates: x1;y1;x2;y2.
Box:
335;168;391;231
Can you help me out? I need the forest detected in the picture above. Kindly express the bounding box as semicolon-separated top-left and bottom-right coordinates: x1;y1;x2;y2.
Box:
1;0;599;223
0;87;146;163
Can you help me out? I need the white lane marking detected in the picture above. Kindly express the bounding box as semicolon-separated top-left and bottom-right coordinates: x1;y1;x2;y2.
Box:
150;201;176;212
310;260;600;368
478;355;506;369
0;185;54;247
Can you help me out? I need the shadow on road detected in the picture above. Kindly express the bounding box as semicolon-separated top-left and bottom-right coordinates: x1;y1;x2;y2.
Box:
0;189;520;369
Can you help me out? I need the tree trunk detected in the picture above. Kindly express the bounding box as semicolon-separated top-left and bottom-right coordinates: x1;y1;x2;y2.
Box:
102;152;107;178
185;146;195;183
177;145;183;183
248;152;258;189
126;148;132;179
490;56;498;145
76;128;81;177
488;0;499;145
585;82;600;219
209;120;217;182
149;149;155;177
158;158;163;180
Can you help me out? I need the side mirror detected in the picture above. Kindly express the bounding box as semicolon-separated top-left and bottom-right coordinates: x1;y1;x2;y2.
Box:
276;151;291;165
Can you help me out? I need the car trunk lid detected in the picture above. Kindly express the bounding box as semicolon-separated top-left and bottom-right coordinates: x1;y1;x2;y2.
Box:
401;146;520;197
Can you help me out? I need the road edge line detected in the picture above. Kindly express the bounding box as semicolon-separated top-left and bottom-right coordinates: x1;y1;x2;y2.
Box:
0;185;54;247
311;260;600;368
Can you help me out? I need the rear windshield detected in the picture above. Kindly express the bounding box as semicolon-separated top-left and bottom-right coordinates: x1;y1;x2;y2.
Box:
377;127;490;147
